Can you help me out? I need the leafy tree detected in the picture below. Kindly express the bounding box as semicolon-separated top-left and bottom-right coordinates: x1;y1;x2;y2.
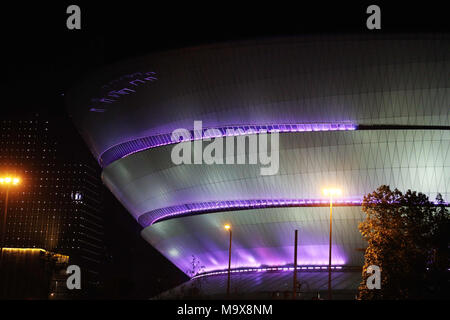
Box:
358;185;449;299
426;193;450;298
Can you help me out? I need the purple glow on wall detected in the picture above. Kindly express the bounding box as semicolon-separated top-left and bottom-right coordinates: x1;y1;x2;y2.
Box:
197;255;347;274
191;265;347;280
157;242;349;277
100;122;356;167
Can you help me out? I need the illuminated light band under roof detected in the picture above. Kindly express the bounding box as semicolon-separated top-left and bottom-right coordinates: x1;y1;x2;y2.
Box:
138;198;450;227
191;265;450;280
100;122;356;167
191;265;352;280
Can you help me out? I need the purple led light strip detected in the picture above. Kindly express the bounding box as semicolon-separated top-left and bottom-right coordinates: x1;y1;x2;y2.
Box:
138;198;363;227
138;198;449;228
191;265;350;280
100;122;356;167
192;264;450;280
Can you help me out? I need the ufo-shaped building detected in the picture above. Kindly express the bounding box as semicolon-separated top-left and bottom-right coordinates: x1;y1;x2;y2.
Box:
67;34;449;298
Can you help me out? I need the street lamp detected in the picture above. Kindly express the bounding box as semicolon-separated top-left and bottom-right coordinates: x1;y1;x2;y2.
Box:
224;224;232;297
322;188;342;300
1;176;21;254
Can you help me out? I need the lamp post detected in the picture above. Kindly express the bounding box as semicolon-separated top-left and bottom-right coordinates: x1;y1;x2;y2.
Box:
0;176;21;257
224;224;232;297
293;229;298;299
322;188;342;300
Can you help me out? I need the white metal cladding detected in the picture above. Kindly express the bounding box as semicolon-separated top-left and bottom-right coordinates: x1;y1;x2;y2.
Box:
141;206;366;275
102;130;450;220
66;35;450;161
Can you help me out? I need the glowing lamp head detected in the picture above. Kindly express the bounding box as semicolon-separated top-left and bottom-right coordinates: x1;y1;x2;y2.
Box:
0;176;21;186
224;224;231;231
323;188;342;197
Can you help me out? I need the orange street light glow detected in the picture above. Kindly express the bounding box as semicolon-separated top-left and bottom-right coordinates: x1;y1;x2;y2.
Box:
224;224;231;230
0;176;21;186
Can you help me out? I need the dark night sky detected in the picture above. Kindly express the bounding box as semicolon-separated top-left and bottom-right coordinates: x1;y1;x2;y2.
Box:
2;1;448;298
3;1;448;116
4;1;448;116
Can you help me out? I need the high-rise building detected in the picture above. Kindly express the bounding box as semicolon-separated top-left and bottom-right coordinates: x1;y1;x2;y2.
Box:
0;113;106;299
